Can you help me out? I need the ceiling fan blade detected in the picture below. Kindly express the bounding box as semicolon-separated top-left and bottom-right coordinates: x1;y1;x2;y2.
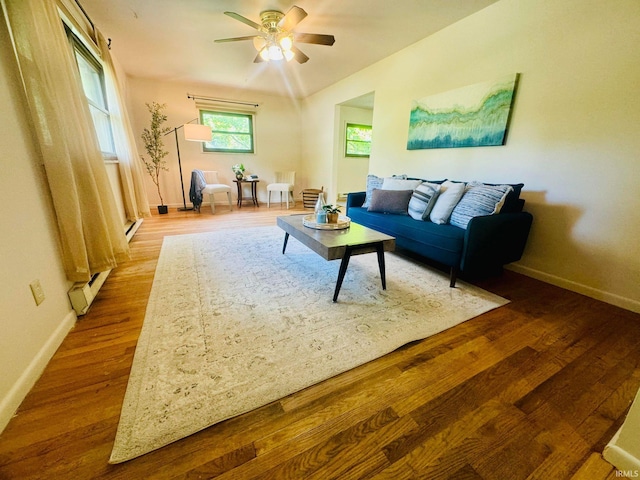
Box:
278;6;307;31
253;52;265;63
291;45;309;64
214;35;259;43
224;11;261;30
294;33;335;46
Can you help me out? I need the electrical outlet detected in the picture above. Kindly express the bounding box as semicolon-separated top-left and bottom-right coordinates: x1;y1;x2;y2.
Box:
30;280;45;306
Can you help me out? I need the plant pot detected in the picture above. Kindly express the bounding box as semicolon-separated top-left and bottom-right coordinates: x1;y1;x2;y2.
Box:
235;173;244;180
326;212;339;223
157;205;168;215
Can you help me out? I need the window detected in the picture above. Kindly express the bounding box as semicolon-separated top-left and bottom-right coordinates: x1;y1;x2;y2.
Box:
65;26;116;158
200;110;254;153
345;123;372;157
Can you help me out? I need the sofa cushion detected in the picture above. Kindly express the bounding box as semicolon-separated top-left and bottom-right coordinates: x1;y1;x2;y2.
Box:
348;207;465;267
429;180;466;224
408;182;441;221
450;182;513;229
368;189;413;215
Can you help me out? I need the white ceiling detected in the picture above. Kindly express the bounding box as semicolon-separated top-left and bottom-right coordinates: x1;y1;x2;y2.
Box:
80;0;498;99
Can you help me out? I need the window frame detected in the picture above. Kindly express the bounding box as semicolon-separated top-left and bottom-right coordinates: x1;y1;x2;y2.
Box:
199;109;255;154
345;123;372;158
64;25;117;160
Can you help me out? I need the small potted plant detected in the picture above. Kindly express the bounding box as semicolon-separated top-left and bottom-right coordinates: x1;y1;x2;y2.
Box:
140;102;170;214
232;163;245;180
323;204;341;223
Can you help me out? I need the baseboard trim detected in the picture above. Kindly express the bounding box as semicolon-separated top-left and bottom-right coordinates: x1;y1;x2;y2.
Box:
507;263;640;314
604;442;640;475
0;310;76;433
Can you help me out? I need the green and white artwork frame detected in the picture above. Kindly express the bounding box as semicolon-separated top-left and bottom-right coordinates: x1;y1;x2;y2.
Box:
407;73;519;150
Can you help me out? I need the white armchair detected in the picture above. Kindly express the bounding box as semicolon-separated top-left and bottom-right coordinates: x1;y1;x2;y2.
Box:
201;171;232;214
266;171;296;209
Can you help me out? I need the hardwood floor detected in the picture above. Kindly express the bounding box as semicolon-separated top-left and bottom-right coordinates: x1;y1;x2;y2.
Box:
1;205;639;479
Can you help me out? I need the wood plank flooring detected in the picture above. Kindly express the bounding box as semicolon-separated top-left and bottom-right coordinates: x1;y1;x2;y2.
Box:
1;205;639;479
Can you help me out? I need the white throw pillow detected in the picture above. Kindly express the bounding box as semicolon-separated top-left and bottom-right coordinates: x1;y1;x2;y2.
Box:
429;180;466;224
381;177;422;191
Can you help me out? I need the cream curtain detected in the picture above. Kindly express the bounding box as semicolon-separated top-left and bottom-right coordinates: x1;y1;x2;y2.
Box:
4;0;129;282
97;32;150;221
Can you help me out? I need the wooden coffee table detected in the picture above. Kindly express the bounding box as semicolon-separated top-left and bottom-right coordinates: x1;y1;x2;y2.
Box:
277;215;396;302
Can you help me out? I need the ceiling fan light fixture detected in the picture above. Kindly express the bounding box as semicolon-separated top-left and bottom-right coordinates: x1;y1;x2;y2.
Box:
253;36;266;51
259;47;270;61
267;44;283;61
278;34;293;51
216;6;334;64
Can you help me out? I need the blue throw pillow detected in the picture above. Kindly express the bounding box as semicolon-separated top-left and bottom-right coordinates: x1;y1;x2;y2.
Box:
449;182;513;229
362;175;383;209
484;182;524;213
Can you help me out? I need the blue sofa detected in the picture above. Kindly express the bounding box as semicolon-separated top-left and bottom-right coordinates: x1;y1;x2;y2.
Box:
346;186;533;287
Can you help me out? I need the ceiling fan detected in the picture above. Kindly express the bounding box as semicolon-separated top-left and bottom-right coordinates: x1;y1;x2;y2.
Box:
214;5;335;64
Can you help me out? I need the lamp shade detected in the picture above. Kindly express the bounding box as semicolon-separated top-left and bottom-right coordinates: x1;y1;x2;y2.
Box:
183;123;212;142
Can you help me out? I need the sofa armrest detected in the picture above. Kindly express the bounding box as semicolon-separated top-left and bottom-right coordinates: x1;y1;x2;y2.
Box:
460;212;533;274
346;191;366;214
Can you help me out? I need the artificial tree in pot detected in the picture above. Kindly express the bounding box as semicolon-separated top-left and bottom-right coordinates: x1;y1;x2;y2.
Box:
141;102;170;214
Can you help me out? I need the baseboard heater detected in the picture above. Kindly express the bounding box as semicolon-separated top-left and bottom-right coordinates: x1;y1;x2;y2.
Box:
68;218;142;316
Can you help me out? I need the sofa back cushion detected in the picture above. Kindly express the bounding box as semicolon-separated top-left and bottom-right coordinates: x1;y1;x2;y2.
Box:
408;182;441;221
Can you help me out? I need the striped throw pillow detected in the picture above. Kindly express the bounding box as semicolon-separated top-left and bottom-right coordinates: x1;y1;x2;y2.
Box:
449;182;513;229
408;182;441;220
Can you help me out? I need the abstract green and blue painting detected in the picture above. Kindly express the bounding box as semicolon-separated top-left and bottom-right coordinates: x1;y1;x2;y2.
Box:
407;73;519;150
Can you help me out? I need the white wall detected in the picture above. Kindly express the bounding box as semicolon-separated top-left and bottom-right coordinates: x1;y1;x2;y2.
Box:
302;0;640;313
126;77;305;208
0;12;76;432
336;106;373;200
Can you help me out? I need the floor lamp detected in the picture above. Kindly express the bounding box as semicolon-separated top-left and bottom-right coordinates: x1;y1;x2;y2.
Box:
165;121;212;211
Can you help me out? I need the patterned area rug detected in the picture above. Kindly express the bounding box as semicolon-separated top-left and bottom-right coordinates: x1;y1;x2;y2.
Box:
109;225;508;463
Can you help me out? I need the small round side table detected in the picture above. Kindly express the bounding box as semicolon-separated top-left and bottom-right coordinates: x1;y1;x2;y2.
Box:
233;179;260;208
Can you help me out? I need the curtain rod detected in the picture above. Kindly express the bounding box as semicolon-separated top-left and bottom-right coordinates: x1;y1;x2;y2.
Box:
73;0;94;31
187;94;259;108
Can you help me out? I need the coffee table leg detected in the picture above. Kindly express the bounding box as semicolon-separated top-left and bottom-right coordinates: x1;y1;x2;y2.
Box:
333;246;353;302
376;243;386;290
282;232;289;254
